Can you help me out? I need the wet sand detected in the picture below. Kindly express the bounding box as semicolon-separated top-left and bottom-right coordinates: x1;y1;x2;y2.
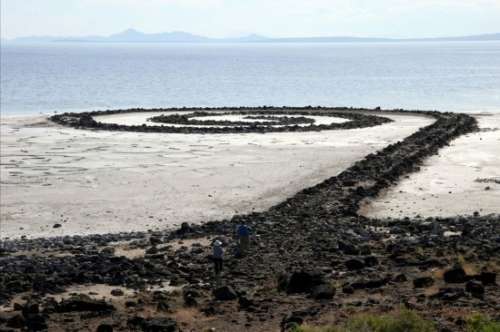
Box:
360;113;500;218
0;112;431;239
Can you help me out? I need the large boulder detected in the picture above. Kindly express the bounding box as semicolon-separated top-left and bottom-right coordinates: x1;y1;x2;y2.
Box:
128;316;178;332
183;287;201;306
176;222;193;235
431;287;465;301
311;283;335;300
345;258;365;271
285;271;324;294
443;266;466;283
281;312;305;331
24;313;48;331
57;294;115;313
465;280;485;297
141;318;178;332
364;256;379;267
5;314;25;329
213;285;237;301
479;271;496;285
413;276;434;288
338;241;359;255
351;277;390;290
96;323;114;332
238;295;255;309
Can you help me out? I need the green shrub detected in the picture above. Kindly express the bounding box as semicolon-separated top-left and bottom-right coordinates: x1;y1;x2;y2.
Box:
345;310;435;332
466;314;500;332
293;311;500;332
292;310;435;332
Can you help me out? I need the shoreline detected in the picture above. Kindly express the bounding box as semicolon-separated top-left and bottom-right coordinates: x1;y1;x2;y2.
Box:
1;108;499;332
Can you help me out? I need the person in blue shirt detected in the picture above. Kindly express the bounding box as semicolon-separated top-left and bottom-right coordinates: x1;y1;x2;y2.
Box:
236;224;251;256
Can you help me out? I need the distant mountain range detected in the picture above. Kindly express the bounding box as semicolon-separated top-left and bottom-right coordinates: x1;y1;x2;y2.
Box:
5;29;500;43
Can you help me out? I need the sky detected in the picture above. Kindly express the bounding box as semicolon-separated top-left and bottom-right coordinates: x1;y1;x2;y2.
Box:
1;0;500;39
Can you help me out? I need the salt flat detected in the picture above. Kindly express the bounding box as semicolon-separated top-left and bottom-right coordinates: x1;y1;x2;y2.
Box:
0;112;432;239
360;113;500;218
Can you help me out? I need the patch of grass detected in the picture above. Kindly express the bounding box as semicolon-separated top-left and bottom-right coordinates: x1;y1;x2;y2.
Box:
292;310;436;332
292;312;500;332
466;314;500;332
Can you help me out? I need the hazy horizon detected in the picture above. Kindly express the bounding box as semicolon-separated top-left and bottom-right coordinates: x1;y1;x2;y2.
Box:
2;0;500;40
3;28;500;42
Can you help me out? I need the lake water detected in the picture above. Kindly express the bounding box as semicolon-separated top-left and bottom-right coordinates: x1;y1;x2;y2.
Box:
1;42;500;116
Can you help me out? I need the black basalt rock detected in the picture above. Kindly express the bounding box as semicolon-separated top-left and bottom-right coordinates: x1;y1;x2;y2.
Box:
413;276;435;288
212;285;237;301
57;294;115;313
311;283;335;300
96;323;114;332
285;271;324;294
443;266;467;284
465;280;485;297
128;316;178;332
479;271;496;285
345;258;365;271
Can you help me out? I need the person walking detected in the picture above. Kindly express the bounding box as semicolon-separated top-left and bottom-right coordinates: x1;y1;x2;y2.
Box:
212;240;224;285
236;224;251;256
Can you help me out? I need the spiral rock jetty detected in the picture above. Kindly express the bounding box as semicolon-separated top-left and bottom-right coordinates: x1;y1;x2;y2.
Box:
1;107;499;331
49;106;393;133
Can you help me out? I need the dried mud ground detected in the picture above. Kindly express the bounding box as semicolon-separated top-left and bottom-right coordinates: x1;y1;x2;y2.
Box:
0;109;499;332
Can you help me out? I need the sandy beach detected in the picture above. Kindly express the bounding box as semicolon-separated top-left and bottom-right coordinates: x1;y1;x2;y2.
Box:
1;112;432;239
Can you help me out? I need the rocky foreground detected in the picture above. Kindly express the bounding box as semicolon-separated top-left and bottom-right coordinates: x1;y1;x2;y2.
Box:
1;109;499;331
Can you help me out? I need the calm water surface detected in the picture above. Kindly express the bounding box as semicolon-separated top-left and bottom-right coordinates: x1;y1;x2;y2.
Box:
1;42;500;115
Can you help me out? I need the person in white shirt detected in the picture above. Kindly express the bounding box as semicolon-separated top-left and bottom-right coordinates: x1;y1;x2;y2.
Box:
212;240;224;278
